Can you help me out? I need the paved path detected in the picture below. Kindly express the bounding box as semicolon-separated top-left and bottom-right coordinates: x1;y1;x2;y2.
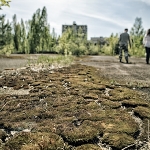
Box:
79;56;149;82
79;55;150;99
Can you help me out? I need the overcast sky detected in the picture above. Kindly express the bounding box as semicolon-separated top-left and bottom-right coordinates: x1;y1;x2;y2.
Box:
1;0;150;39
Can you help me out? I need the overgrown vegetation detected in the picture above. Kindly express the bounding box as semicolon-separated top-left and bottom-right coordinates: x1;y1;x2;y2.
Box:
34;55;74;67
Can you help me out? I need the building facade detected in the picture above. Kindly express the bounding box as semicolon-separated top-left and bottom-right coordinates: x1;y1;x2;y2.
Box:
91;37;105;45
62;21;87;39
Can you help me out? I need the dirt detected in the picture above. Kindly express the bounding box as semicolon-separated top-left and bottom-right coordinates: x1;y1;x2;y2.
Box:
0;55;150;150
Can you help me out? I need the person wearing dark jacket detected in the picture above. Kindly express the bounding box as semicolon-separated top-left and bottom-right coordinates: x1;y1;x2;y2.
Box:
119;28;131;63
143;29;150;64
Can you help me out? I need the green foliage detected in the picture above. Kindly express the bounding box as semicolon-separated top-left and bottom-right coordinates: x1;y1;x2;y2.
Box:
31;54;74;67
15;24;22;52
0;43;14;56
0;11;147;57
55;27;88;56
0;0;11;9
88;44;100;55
130;17;145;56
130;17;144;37
10;7;54;54
0;15;14;56
12;14;23;53
20;19;28;54
101;18;145;57
28;7;53;54
101;33;119;55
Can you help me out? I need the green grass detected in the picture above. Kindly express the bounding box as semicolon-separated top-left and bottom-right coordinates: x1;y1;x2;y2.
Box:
28;55;74;67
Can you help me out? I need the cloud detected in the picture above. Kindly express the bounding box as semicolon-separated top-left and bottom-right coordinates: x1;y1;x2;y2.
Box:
133;0;150;5
139;0;150;5
81;13;124;26
1;0;150;38
76;12;131;28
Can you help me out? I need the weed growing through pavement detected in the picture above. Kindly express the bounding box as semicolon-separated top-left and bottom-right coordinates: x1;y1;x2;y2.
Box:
28;55;74;67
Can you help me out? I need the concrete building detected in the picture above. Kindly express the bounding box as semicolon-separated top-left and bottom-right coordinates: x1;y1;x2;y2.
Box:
91;37;105;45
62;21;87;39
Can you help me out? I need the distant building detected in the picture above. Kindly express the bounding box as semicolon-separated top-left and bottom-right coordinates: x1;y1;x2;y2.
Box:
62;21;87;39
91;37;105;45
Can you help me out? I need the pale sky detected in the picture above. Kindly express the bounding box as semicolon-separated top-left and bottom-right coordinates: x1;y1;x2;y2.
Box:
1;0;150;39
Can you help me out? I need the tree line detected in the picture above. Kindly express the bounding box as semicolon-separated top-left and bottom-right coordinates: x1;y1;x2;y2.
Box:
104;17;145;57
0;6;146;56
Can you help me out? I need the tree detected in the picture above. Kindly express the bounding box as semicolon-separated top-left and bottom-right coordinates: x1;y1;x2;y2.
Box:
0;0;11;9
15;23;22;53
130;17;144;37
0;15;11;44
0;15;6;48
29;9;41;53
27;7;53;54
0;15;14;55
20;19;28;53
12;14;18;52
130;17;145;56
101;33;119;55
39;6;52;53
55;27;88;56
12;15;23;53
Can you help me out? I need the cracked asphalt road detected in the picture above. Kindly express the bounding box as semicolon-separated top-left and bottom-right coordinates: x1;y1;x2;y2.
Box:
1;55;150;99
79;55;150;100
79;56;150;83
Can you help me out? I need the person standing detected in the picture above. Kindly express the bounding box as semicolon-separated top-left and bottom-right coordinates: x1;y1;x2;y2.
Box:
143;29;150;64
119;28;131;63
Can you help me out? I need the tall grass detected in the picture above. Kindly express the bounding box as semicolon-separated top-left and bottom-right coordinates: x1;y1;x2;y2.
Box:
29;55;74;67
